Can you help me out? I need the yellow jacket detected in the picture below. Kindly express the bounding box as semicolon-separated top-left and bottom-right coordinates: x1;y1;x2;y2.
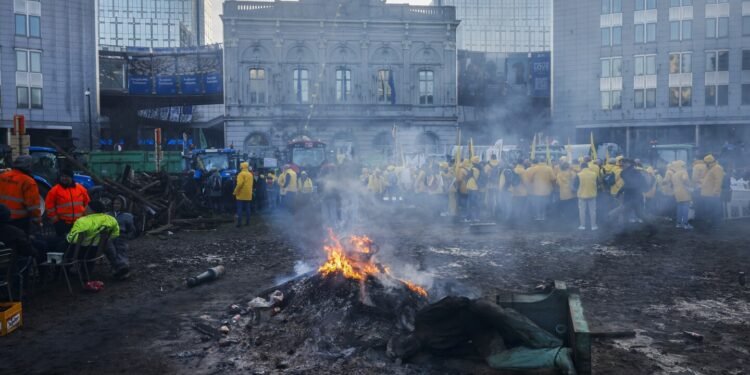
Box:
233;162;254;201
458;167;470;194
556;169;576;201
368;174;385;194
660;166;674;196
283;169;298;193
525;163;555;196
701;162;725;197
644;173;659;199
692;161;707;187
577;168;598;199
66;213;120;247
610;166;624;196
671;161;691;203
299;176;314;194
414;170;427;193
511;165;527;197
277;172;287;195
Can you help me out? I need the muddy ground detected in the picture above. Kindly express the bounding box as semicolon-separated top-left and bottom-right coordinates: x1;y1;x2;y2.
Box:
1;209;748;374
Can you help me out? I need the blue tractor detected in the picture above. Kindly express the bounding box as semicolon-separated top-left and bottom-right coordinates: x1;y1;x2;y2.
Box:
186;148;240;205
28;146;97;198
190;148;239;181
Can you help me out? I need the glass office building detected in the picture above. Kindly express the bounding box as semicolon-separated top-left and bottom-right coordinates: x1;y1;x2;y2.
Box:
98;0;221;48
434;0;551;53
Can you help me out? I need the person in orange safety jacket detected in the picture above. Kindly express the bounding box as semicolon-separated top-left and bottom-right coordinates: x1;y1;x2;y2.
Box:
0;155;41;233
45;169;91;237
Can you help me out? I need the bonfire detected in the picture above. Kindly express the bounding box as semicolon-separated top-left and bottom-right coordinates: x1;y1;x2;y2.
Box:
317;229;428;298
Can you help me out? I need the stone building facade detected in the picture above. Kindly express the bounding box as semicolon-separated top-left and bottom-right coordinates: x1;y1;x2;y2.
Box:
222;0;459;162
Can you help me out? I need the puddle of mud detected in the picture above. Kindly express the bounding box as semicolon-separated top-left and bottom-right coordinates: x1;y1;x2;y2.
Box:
644;298;750;325
612;329;702;375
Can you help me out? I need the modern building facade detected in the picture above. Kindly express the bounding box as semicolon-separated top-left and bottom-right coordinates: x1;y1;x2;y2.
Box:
222;0;459;161
434;0;551;53
1;0;98;147
98;0;223;48
553;0;750;156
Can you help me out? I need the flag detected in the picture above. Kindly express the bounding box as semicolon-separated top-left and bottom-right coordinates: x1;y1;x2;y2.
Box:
387;70;396;105
454;128;462;177
566;137;573;161
296;69;302;103
199;129;208;149
469;138;475;160
589;132;597;160
530;134;537;161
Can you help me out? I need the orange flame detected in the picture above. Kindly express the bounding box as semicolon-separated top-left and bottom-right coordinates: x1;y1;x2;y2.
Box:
401;280;428;297
317;229;427;297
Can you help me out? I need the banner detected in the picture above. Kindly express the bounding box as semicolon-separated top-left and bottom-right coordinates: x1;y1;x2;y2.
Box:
128;75;152;94
156;75;177;95
180;74;201;94
530;52;551;98
204;72;223;94
128;55;153;94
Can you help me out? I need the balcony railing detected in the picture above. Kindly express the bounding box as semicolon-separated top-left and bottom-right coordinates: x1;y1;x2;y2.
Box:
224;1;456;22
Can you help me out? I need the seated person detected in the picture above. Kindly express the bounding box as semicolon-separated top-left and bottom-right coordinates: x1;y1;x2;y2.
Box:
0;203;39;296
106;197;134;280
0;203;37;259
66;201;120;280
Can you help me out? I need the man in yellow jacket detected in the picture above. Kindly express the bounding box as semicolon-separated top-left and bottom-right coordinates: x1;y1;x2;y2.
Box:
233;162;254;226
525;158;555;221
670;160;692;229
576;162;598;230
700;155;725;227
556;161;576;220
282;165;298;213
510;160;529;223
691;156;708;218
66;200;120;279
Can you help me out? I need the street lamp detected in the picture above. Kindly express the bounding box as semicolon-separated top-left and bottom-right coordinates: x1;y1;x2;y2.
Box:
84;88;92;152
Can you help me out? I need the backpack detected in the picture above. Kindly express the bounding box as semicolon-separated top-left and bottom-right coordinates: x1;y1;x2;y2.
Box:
510;170;522;187
603;172;616;188
488;165;502;186
476;167;489;188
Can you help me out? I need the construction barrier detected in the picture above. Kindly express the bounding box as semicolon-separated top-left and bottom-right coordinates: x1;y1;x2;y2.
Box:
88;151;185;178
726;190;750;220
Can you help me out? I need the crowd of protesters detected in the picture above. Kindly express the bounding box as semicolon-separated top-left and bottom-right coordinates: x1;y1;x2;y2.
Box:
220;148;735;232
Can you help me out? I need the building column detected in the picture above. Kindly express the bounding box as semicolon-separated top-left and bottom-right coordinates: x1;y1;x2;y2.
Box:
695;124;700;149
625;126;631;157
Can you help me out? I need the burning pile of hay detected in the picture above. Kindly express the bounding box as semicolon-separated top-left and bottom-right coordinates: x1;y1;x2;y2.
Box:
206;231;576;374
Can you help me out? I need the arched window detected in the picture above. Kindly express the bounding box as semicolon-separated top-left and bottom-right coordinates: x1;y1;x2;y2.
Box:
336;68;351;103
418;70;434;105
293;68;309;103
416;131;440;154
377;69;395;104
373;131;395;155
249;68;267;104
